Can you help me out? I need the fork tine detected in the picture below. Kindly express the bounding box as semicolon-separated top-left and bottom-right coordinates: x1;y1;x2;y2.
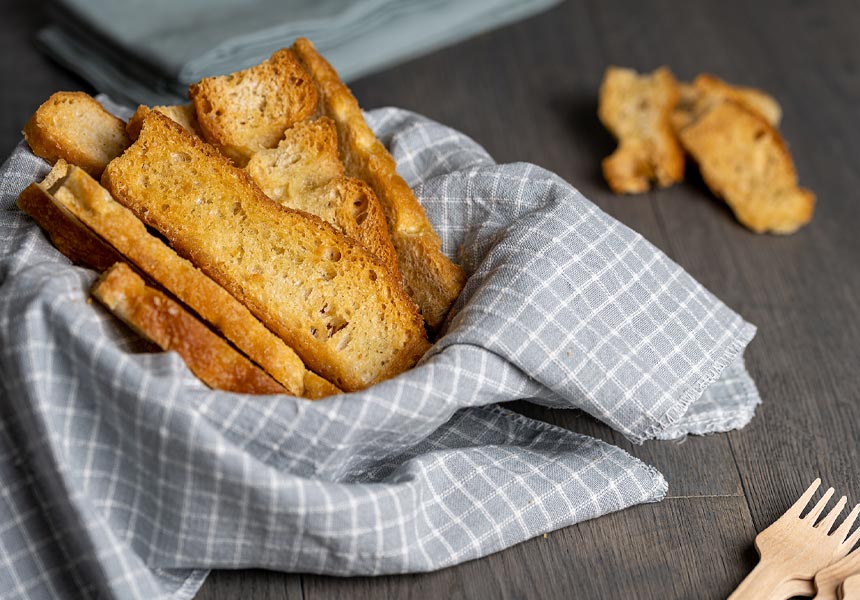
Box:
818;496;848;531
837;504;860;548
835;504;860;541
844;526;860;552
789;478;822;517
805;487;836;522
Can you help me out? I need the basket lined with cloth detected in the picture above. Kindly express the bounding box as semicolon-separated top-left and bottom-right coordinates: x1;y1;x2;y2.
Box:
0;100;759;599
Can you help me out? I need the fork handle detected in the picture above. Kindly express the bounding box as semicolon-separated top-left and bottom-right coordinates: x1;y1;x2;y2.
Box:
729;560;792;600
774;578;816;599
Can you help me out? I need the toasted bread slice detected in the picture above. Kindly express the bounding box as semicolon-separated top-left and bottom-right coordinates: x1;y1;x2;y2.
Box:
38;161;317;396
17;161;123;271
598;66;685;194
292;38;466;329
23;92;130;178
102;111;429;391
673;75;782;131
189;48;318;165
128;104;203;140
246;117;400;277
677;100;814;234
93;263;286;395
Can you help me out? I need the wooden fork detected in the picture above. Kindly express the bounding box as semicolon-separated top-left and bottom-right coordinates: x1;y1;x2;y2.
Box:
838;573;860;599
815;539;860;600
729;479;860;600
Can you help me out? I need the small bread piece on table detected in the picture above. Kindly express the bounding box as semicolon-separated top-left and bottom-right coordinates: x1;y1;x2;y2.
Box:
672;74;782;131
292;37;466;330
127;104;203;140
693;74;782;127
92;263;286;395
102;111;429;391
598;66;685;194
17;161;123;271
677;100;814;234
246;117;401;278
38;161;316;396
23;92;129;178
189;48;318;165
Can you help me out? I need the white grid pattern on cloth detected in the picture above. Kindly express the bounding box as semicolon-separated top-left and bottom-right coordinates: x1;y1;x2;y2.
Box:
0;101;758;599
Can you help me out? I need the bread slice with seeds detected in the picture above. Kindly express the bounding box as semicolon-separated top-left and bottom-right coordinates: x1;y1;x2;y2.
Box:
246;117;400;278
93;263;287;395
598;66;685;194
102;111;429;391
189;48;318;165
292;37;466;329
23;92;129;177
677;100;814;234
42;160;316;395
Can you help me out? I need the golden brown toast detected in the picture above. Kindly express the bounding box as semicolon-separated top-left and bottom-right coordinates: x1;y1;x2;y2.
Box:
23;92;130;178
598;66;685;194
92;263;287;395
292;37;466;329
102;111;429;391
677;100;814;234
246;117;400;278
189;48;318;165
127;104;203;140
40;161;317;395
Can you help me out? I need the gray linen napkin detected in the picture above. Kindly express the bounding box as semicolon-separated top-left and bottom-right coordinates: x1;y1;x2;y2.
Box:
37;0;560;105
0;99;759;599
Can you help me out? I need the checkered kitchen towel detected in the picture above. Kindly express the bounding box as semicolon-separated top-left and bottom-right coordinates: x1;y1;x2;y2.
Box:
0;100;760;599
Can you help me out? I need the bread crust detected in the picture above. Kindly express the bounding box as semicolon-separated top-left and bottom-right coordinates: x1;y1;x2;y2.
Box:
302;370;342;400
17;163;123;271
677;100;814;234
103;111;429;391
292;37;466;330
22;92;129;178
92;263;287;395
598;66;685;194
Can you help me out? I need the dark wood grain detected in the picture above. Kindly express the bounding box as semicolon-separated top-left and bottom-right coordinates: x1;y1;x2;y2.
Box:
3;0;859;598
192;570;303;600
300;498;757;600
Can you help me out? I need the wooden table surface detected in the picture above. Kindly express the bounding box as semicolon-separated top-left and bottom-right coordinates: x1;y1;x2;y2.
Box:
3;0;859;598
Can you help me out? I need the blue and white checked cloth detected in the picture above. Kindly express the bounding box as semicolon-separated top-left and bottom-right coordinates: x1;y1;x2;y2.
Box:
0;101;760;599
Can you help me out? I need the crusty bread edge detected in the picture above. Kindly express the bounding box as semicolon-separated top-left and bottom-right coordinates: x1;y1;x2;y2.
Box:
291;37;466;330
92;263;287;395
17;161;125;271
